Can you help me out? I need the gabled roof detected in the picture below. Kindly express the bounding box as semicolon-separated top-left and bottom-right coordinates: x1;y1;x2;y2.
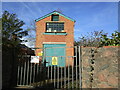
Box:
35;11;75;22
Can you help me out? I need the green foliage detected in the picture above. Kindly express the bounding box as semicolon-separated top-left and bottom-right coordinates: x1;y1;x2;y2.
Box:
100;31;120;46
75;30;120;47
2;11;28;46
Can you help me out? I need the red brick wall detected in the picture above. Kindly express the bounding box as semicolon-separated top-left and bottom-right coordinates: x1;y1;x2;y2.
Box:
44;35;66;42
35;14;75;66
81;46;119;88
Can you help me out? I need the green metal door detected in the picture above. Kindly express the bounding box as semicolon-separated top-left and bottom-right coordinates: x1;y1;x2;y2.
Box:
43;44;66;67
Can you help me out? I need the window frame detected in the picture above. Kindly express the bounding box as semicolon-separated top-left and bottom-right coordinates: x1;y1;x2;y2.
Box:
45;22;65;33
51;15;59;21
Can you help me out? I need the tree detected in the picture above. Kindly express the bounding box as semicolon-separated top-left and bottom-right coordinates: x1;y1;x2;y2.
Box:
21;21;36;48
100;30;120;46
2;11;30;88
75;30;107;47
2;11;28;47
75;30;120;47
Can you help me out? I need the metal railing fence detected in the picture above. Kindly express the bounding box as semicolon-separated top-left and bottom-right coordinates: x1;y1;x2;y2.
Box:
17;46;82;89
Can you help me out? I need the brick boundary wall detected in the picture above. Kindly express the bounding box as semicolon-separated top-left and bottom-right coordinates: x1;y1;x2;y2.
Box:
81;46;119;88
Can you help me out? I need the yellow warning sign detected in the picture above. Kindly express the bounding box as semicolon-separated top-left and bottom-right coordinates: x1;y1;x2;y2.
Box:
38;53;42;56
52;57;58;65
38;51;43;56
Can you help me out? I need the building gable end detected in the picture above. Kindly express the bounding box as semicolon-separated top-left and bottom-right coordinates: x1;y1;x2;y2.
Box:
35;11;75;22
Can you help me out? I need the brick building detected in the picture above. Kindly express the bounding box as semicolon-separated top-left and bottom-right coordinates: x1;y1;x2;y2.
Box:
35;11;75;67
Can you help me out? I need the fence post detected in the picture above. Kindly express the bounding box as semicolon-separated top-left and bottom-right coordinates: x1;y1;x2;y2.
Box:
79;46;82;89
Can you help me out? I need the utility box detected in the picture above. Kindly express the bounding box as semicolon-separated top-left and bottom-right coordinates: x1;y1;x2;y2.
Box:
35;11;75;67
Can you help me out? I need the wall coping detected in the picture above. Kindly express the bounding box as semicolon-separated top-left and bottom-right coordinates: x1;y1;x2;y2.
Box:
81;46;120;48
43;32;67;35
43;42;66;44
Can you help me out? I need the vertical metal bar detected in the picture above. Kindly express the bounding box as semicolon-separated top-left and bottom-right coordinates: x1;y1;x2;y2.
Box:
23;60;26;85
48;66;49;79
44;48;46;84
20;60;23;85
48;58;50;79
33;64;35;83
38;61;40;83
17;59;20;85
53;47;56;88
54;65;55;88
57;65;59;88
51;65;52;83
72;54;74;88
64;47;66;88
30;63;32;84
61;67;62;88
39;60;42;84
36;63;39;82
47;57;50;85
79;46;82;89
68;57;70;88
37;63;39;75
76;46;78;88
64;63;66;88
26;58;29;85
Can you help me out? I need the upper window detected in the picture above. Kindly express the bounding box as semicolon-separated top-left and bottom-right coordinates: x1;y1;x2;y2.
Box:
52;15;59;21
46;22;64;32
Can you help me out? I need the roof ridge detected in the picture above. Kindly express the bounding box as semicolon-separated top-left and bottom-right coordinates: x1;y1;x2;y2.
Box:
35;10;75;22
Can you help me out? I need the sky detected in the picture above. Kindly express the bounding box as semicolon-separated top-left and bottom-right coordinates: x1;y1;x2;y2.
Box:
2;2;118;47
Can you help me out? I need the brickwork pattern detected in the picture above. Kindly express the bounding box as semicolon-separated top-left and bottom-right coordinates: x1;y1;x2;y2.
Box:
81;46;119;88
35;14;75;66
